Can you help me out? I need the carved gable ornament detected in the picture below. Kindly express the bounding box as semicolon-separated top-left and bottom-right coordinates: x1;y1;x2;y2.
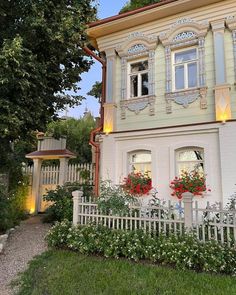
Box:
160;18;209;113
116;32;158;58
160;18;209;47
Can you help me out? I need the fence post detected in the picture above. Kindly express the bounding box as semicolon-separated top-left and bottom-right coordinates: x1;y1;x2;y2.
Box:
183;192;193;232
72;190;83;226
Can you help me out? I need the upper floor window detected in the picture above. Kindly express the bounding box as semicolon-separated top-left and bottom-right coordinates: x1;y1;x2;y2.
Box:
173;48;198;91
129;150;151;176
176;147;204;176
128;60;149;98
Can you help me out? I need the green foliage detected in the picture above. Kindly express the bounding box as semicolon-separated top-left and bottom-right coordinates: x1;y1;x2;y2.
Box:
43;182;94;223
0;176;29;233
97;181;136;215
87;81;102;100
120;0;161;14
0;0;97;167
46;117;96;163
47;222;236;275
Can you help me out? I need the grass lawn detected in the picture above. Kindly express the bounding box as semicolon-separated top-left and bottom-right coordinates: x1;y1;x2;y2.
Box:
16;250;236;295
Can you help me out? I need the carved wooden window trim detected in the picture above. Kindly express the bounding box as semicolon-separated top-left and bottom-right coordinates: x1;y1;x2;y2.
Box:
116;32;158;119
159;18;209;113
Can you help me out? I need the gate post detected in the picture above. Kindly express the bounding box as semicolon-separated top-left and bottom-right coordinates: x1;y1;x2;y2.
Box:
72;190;83;226
183;192;194;232
31;158;42;213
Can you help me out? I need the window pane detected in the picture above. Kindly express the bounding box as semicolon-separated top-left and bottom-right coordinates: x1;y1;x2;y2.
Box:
178;162;204;175
130;75;138;97
131;152;151;163
175;65;185;90
178;149;204;161
188;63;197;88
131;61;148;73
141;73;149;96
175;49;197;63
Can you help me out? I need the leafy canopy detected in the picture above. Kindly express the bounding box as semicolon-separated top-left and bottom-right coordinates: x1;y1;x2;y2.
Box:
120;0;161;13
46;116;96;163
0;0;96;146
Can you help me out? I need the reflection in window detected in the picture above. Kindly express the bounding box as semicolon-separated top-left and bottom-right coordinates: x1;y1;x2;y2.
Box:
173;48;198;90
129;60;149;98
129;150;151;176
176;147;204;176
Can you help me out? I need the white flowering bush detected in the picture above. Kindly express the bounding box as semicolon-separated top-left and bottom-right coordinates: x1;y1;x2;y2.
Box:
46;222;236;275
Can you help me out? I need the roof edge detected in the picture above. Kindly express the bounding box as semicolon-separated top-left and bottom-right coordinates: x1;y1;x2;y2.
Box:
89;0;178;28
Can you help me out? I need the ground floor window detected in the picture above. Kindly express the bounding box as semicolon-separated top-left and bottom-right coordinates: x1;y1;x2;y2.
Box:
129;150;151;176
176;147;204;176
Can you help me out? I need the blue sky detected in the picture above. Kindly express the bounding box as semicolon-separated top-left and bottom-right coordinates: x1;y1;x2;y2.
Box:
64;0;128;119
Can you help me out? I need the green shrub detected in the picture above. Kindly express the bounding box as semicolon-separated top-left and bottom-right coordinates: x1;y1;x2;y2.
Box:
43;182;94;223
0;176;29;233
97;180;136;215
46;222;236;275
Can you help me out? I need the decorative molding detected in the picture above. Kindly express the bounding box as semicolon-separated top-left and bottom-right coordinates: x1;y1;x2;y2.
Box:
116;32;158;57
159;18;209;47
120;95;156;119
117;32;158;118
165;87;208;112
160;18;209;113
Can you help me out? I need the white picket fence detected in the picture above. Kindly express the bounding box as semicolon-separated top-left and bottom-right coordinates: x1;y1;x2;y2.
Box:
72;191;236;247
24;163;94;185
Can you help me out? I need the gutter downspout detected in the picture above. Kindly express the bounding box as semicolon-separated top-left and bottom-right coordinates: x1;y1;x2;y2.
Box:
83;46;106;196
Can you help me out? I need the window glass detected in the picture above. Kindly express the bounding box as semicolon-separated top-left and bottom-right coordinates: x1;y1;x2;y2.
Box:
176;148;204;176
130;151;151;176
175;49;197;63
175;66;185;90
141;73;149;96
129;60;149;98
131;61;148;73
188;63;197;88
130;75;138;97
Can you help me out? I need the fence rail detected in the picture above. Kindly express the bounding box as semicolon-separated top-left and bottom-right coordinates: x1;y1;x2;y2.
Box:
72;191;236;247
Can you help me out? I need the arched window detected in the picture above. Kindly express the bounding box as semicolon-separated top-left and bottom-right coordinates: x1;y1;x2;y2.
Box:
176;147;204;176
129;150;151;176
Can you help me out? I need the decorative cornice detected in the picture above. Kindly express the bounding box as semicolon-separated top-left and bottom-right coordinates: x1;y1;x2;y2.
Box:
165;87;208;113
120;95;156;119
211;19;225;32
116;32;158;57
226;15;236;31
160;18;209;46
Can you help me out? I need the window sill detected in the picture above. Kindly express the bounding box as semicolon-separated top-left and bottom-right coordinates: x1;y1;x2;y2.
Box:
165;87;208;113
120;95;156;119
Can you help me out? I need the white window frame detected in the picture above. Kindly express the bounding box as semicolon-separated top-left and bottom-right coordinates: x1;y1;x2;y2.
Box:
175;147;204;176
172;47;199;91
129;150;151;176
127;58;149;99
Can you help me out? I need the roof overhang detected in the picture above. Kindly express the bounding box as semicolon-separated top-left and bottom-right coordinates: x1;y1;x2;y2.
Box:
87;0;223;47
26;149;76;160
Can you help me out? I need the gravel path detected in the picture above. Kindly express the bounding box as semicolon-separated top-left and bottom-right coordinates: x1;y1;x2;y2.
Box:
0;216;50;295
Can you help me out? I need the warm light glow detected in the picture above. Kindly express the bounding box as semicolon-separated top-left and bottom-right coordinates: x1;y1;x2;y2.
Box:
215;92;231;122
103;103;114;135
104;124;113;135
29;208;35;214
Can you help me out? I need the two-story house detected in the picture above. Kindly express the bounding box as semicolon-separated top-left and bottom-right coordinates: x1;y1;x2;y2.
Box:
87;0;236;204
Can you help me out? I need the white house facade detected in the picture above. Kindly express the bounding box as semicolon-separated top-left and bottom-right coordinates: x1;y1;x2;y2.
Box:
87;0;236;205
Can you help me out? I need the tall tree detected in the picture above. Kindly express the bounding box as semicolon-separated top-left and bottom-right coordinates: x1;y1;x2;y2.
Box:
120;0;161;13
46;116;96;163
0;0;96;170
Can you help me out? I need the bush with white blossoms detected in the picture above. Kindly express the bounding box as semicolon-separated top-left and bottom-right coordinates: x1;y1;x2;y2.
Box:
46;222;236;275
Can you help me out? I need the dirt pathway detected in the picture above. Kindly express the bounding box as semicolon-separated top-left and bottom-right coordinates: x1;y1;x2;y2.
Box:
0;216;50;295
